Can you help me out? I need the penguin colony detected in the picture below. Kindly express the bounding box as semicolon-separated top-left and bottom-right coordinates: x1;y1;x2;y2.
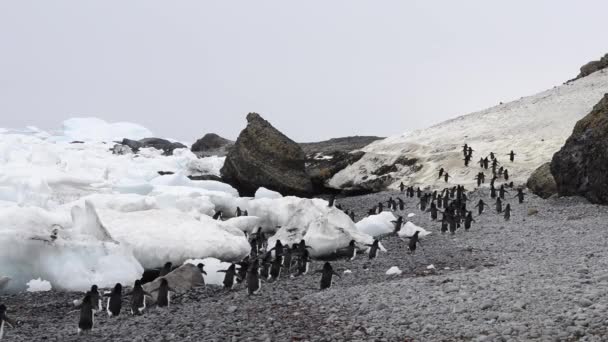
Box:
0;146;525;338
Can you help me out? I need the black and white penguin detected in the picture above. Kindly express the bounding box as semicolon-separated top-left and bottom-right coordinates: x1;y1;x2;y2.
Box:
296;248;312;275
260;252;272;279
78;293;94;335
405;231;422;254
106;283;123;317
130;280;151;315
246;259;261;296
504;204;511;221
397;197;405;211
218;264;237;289
155;278;175;308
159;262;173;277
269;255;283;280
212;211;223;220
366;239;380;260
496;197;503;214
317;262;340;290
346;240;357;261
89;285;101;314
464;211;474;231
197;263;207;285
0;304;16;340
391;216;404;233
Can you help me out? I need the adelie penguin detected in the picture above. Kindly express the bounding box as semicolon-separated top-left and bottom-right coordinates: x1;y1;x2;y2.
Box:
464;211;475;231
366;239;381;260
89;285;102;313
403;231;422;254
475;199;486;215
316;262;341;290
129;280;152;315
105;283;123;317
197;263;207;285
391;216;404;233
246;259;261;296
77;293;94;335
218;264;237;289
296;248;312;275
153;278;176;308
399;182;405;192
0;304;17;340
344;240;358;261
496;197;503;214
397;197;405;211
159;262;173;277
508;150;516;162
504;204;512;221
515;188;525;203
212;211;223;220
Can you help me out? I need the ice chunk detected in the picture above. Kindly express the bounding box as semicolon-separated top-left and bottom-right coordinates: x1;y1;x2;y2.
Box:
184;257;232;286
26;278;52;292
59;117;153;142
355;212;396;237
397;222;431;238
386;266;402;275
254;187;283;199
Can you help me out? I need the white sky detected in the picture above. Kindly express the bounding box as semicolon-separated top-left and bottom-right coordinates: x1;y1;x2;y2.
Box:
0;1;606;142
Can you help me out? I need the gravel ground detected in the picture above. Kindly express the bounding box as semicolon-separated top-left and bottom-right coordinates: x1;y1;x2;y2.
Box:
3;189;608;341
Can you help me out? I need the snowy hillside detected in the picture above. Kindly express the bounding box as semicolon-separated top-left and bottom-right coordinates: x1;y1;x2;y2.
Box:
330;69;608;190
0;118;372;292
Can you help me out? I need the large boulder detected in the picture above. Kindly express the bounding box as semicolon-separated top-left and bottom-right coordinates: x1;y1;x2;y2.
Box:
191;133;234;157
221;113;314;197
551;93;608;203
526;162;557;199
577;53;608;79
142;264;204;299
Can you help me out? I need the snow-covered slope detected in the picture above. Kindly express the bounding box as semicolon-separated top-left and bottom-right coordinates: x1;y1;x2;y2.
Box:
330;69;608;190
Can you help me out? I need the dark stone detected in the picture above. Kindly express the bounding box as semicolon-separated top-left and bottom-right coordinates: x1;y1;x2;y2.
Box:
119;138;186;156
306;151;366;193
191;133;234;157
576;53;608;79
158;171;175;176
70;141;84;144
299;136;384;155
551;93;608;203
220;113;314;197
526;163;557;199
187;174;222;182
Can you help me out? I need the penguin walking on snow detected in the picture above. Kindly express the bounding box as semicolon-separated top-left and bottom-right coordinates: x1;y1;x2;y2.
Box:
0;304;17;340
77;293;94;335
218;264;237;289
316;262;341;290
105;283;123;317
129;280;152;315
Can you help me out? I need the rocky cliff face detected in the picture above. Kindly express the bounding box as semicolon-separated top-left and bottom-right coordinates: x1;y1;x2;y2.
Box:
551;93;608;203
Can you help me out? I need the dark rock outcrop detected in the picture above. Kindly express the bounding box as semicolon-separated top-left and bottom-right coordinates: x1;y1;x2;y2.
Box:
221;113;314;197
526;162;557;199
116;138;187;156
306;151;366;192
576;53;608;79
551;93;608;203
191;133;234;157
300;136;383;155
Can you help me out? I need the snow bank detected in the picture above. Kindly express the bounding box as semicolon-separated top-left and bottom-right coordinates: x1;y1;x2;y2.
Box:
58;117;153;142
330;70;608;190
254;187;283;199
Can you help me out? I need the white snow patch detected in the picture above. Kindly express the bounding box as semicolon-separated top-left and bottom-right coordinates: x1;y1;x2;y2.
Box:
355;212;396;237
26;278;52;292
184;257;232;286
386;266;402;275
254;187;283;199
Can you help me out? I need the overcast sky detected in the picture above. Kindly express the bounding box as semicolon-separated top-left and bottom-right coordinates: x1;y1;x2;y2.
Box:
0;1;606;143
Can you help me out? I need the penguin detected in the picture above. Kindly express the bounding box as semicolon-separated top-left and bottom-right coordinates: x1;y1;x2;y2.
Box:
475;199;486;215
403;231;422;254
508;150;516;162
499;185;508;199
376;202;384;214
260;252;272;279
235;206;242;217
236;257;250;283
197;263;207;285
0;304;17;340
440;212;448;234
490;185;497;199
296;248;312;275
78;293;94;335
218;264;237;289
496;197;503;214
89;285;102;313
345;240;357;261
129;280;151;315
212;211;223;220
504;204;511;221
243;210;249;216
399;182;405;192
397;197;405;211
391;216;404;233
444;172;451;183
464;211;474;231
154;278;175;308
366;239;380;259
504;169;509;181
159;262;173;277
246;259;261;296
516;188;525;203
429;203;438;221
328;195;336;207
283;246;294;275
349;211;356;221
438;168;445;179
316;262;341;290
105;283;123;317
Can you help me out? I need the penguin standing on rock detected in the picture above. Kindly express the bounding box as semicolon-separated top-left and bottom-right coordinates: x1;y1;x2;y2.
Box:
77;294;94;335
316;262;341;290
0;304;17;340
105;283;123;317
